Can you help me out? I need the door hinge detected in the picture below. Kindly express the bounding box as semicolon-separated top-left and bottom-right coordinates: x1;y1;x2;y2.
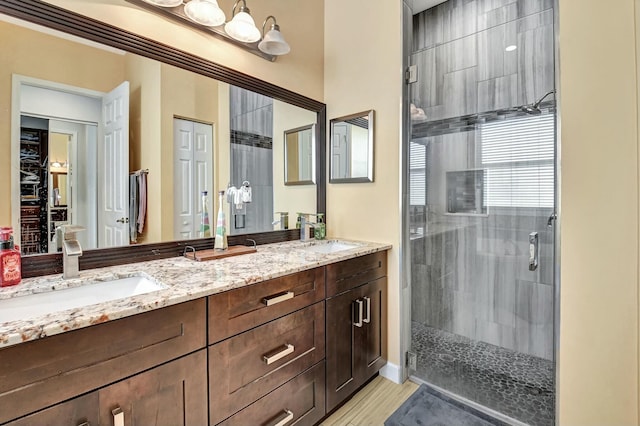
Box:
405;65;417;84
406;351;417;370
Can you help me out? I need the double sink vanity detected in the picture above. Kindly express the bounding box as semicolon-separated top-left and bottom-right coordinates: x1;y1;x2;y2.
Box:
0;239;389;426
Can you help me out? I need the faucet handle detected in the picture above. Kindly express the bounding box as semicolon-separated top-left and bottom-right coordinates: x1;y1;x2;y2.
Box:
57;225;86;240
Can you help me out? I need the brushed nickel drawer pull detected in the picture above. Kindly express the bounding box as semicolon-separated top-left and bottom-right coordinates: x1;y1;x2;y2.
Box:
363;296;371;324
77;422;91;426
263;291;294;306
353;299;364;328
112;407;124;426
263;343;295;365
269;409;294;426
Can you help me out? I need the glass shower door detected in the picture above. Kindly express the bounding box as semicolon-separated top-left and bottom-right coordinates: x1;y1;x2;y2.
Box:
408;113;556;425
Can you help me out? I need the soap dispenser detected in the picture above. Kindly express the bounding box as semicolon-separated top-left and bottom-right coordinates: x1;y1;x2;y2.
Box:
314;214;326;240
0;227;21;287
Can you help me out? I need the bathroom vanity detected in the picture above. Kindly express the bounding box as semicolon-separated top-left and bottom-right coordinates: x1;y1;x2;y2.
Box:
0;240;389;425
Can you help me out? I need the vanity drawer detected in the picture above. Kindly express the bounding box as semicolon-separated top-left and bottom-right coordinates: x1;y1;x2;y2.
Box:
208;267;325;343
326;251;387;297
0;299;206;424
209;302;325;425
216;361;325;426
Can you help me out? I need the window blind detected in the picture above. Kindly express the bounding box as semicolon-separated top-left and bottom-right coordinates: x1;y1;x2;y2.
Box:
480;114;555;208
409;141;426;206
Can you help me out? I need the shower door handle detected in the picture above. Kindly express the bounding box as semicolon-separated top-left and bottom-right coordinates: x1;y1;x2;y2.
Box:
529;232;539;271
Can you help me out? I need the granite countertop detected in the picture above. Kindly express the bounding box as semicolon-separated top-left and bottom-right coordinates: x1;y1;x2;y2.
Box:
0;239;391;349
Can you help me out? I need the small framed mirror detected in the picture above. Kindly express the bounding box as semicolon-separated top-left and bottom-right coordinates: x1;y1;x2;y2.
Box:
329;110;374;183
284;124;316;185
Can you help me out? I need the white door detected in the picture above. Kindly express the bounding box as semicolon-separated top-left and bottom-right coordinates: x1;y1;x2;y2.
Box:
99;81;129;248
173;118;214;240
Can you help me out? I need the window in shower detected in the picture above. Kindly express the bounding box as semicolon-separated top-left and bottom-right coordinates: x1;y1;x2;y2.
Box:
481;114;555;209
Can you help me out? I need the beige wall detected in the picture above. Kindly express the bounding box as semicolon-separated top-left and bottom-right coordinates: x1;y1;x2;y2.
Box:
160;63;220;240
273;100;317;224
125;53;162;243
324;0;404;367
558;0;639;424
0;20;124;227
42;0;324;102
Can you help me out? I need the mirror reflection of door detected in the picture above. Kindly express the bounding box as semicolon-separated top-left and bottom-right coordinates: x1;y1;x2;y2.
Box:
332;122;351;180
48;132;70;253
173;118;214;240
14;77;129;252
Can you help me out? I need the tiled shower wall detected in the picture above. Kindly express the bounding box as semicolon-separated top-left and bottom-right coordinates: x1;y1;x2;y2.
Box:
229;87;273;235
409;0;555;360
411;0;554;120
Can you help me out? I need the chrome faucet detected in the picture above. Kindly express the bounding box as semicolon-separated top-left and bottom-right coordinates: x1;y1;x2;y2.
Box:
56;225;85;279
298;213;317;241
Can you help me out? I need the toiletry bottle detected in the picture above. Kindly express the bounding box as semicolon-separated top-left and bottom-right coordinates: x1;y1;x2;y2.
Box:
314;214;326;240
0;227;21;287
214;190;228;250
200;191;211;238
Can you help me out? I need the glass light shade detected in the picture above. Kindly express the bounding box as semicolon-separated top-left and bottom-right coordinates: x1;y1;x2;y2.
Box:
140;0;182;7
258;28;290;55
225;11;261;43
184;0;226;27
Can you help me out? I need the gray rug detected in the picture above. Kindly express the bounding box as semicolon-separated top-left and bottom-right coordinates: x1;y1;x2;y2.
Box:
385;385;506;426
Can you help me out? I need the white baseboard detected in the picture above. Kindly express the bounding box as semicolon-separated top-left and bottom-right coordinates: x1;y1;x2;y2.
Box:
379;362;402;384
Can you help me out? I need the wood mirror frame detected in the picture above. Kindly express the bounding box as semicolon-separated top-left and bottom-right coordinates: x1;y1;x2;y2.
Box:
0;0;326;277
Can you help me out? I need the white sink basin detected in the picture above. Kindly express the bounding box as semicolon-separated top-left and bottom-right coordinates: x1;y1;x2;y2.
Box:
302;241;361;254
0;275;166;323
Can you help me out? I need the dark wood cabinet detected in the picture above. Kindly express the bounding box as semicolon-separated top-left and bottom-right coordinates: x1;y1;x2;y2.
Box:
98;350;208;426
210;302;325;425
325;253;388;413
4;393;98;426
5;351;207;426
1;250;388;426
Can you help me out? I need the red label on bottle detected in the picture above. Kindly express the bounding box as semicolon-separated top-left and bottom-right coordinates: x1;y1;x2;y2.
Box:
2;253;21;284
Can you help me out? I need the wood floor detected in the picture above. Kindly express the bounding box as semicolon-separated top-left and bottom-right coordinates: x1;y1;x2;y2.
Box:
321;376;420;426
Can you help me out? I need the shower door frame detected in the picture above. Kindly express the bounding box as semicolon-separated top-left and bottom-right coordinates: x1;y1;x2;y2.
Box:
398;1;562;425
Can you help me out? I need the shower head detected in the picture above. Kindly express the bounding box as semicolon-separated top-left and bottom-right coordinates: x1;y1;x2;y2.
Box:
520;90;555;115
520;104;542;115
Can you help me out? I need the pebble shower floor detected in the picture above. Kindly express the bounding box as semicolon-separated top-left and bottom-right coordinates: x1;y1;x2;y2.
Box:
410;321;555;426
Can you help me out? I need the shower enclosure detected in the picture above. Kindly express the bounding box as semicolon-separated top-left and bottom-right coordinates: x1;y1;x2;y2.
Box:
403;1;557;425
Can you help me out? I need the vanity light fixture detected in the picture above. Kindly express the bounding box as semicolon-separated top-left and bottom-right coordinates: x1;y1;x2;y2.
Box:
126;0;290;61
184;0;226;27
225;0;261;43
258;16;290;56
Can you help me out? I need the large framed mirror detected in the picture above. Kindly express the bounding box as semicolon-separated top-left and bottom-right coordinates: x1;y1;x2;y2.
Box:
329;110;374;183
0;0;326;274
284;124;316;186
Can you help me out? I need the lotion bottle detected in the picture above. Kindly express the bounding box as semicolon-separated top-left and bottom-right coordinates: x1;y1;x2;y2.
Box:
0;227;21;287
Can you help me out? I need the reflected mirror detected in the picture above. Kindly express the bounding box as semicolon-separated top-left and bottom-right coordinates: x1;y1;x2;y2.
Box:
329;110;374;183
1;14;320;255
284;124;315;186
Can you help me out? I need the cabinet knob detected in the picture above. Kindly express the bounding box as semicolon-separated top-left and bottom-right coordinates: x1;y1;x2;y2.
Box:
353;299;364;328
267;409;294;426
112;407;124;426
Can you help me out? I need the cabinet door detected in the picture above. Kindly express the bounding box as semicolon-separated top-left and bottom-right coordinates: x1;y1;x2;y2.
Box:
325;288;359;412
358;277;387;382
4;393;98;426
326;277;388;413
98;350;207;426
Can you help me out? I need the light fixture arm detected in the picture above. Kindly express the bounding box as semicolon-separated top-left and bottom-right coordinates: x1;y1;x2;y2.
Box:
262;15;278;37
230;0;249;17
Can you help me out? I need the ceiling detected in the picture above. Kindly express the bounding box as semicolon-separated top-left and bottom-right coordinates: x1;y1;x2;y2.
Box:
410;0;448;14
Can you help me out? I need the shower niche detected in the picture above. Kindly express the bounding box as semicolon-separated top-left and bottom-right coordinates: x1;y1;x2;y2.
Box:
445;169;486;215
